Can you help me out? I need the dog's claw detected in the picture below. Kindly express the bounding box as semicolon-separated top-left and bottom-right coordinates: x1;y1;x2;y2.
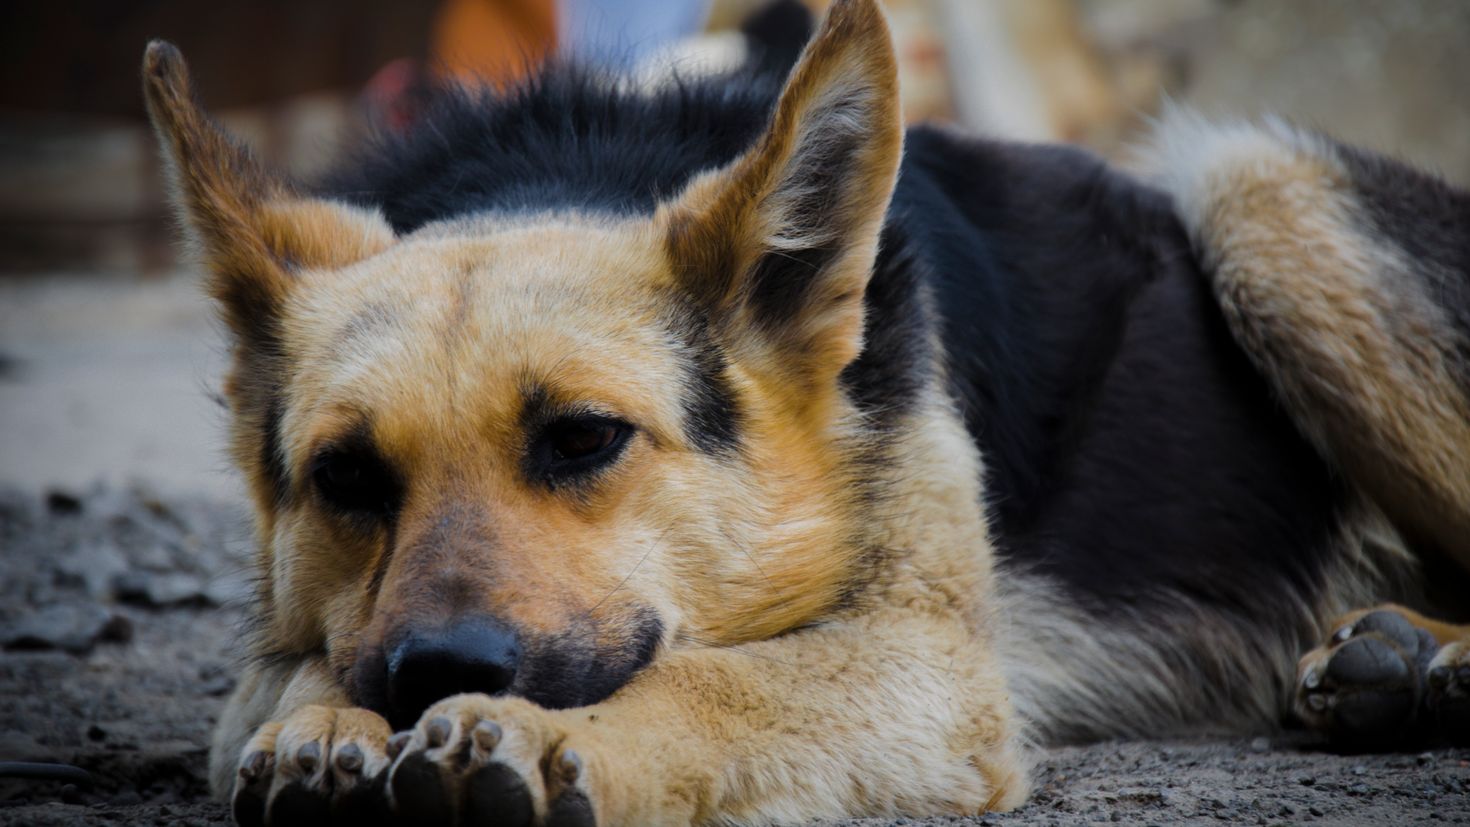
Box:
296;740;322;774
233;750;273;827
336;742;364;773
556;749;583;784
426;716;453;748
239;750;266;783
1430;665;1451;690
473;719;503;751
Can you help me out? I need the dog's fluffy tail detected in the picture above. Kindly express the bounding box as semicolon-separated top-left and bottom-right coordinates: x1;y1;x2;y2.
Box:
1148;110;1470;573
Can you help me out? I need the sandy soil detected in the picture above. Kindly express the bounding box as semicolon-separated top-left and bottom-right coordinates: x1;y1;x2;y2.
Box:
1;486;1466;827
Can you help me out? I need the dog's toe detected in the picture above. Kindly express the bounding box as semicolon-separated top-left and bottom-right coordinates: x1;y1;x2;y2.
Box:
1320;635;1417;737
387;746;456;825
1427;642;1470;744
233;737;277;827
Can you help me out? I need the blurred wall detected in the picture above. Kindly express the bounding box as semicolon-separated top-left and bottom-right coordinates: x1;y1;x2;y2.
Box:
1;0;1467;278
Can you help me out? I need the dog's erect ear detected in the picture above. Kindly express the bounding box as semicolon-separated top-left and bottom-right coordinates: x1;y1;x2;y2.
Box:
662;0;901;389
141;41;394;344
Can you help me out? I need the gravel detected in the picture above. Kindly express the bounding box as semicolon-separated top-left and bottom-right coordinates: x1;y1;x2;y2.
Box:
1;486;1466;826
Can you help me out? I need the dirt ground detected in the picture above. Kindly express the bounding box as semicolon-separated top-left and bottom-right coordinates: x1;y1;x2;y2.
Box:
0;485;1466;827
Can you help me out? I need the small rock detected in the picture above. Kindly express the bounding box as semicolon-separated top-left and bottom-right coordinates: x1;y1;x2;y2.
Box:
1351;764;1367;776
198;664;235;697
113;571;211;607
45;490;83;515
203;574;251;607
1250;737;1271;753
1310;806;1325;817
86;724;106;742
1;604;128;653
99;613;133;644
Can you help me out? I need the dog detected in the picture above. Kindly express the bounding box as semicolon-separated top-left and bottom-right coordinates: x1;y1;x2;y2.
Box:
140;0;1470;823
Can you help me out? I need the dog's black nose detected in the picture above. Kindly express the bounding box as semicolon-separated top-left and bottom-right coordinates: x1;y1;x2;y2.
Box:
386;616;522;728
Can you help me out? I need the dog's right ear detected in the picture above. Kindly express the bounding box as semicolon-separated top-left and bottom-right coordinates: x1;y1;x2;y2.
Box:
142;41;394;347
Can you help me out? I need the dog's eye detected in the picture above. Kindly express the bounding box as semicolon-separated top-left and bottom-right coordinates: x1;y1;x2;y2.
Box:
550;420;619;459
535;416;632;480
312;448;401;517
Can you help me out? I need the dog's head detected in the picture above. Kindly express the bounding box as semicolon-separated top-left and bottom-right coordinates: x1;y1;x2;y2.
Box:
144;0;901;727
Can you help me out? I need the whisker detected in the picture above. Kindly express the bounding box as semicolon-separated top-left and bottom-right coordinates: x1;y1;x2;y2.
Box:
590;524;675;612
675;632;793;666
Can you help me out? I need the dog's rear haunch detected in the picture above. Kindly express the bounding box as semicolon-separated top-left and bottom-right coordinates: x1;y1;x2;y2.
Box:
143;0;1470;824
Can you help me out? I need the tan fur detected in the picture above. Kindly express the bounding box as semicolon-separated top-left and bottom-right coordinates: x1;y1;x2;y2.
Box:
660;0;903;398
1319;604;1470;650
148;2;1026;821
1148;112;1470;572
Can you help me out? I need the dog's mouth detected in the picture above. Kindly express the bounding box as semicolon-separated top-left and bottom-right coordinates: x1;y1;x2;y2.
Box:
349;608;664;729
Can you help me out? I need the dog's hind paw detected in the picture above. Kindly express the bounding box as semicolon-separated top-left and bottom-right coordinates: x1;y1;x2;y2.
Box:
386;693;599;827
1295;606;1465;748
232;705;393;827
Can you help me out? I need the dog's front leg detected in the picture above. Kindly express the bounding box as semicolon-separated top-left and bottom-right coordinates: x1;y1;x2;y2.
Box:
212;656;394;825
387;607;1027;826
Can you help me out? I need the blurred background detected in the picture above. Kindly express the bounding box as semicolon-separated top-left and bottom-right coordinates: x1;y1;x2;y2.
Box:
1;0;1468;500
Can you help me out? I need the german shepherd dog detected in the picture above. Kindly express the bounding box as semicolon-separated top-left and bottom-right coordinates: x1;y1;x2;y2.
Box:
141;0;1470;823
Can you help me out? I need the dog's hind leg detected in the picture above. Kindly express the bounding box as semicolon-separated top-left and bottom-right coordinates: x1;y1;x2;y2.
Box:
1151;113;1470;745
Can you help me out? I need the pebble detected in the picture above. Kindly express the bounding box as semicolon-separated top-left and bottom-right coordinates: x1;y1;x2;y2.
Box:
1250;737;1271;753
113;571;212;608
0;604;132;653
45;490;83;515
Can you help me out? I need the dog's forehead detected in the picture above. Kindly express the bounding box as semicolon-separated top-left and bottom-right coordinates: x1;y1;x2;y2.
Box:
281;217;690;434
295;218;669;346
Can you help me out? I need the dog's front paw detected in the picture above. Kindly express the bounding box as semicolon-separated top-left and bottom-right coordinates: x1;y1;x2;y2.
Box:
232;705;393;827
388;693;601;827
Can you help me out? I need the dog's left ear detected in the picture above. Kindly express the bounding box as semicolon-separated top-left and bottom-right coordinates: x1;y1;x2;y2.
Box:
661;0;902;390
142;41;394;347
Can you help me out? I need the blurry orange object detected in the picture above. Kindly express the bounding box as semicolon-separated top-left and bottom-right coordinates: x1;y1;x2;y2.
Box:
432;0;558;88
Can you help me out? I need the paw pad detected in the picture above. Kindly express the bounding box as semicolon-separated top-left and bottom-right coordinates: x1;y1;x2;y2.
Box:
1298;609;1448;748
